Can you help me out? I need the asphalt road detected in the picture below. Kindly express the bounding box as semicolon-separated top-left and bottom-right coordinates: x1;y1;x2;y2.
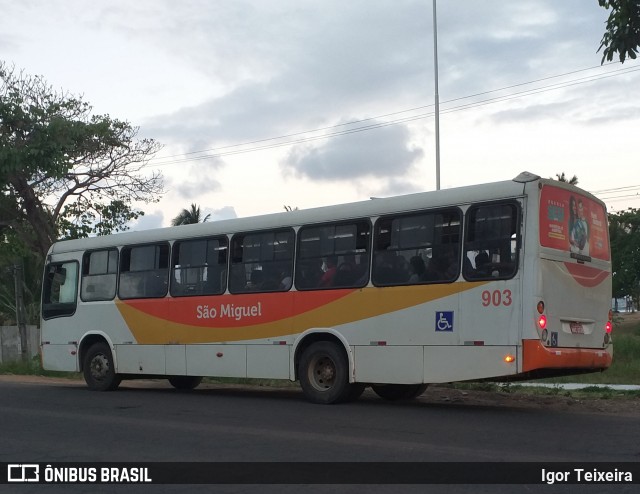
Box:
1;378;638;494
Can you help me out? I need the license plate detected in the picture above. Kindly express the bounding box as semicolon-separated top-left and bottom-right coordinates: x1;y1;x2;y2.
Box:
570;322;584;334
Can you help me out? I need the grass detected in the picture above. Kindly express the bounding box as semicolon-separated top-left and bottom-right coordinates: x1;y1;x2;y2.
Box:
0;356;80;378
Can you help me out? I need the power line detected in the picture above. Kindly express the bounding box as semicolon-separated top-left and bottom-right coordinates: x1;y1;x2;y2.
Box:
148;64;640;168
591;184;640;194
150;61;629;163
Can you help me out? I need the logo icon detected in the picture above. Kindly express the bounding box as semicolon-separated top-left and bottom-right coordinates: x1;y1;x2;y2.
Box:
7;464;39;482
436;311;454;332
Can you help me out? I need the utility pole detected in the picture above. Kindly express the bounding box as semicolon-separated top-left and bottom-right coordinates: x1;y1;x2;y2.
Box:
13;260;29;362
432;0;441;190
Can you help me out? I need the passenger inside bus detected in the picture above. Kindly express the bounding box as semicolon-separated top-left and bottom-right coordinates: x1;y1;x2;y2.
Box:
319;256;338;287
408;256;426;283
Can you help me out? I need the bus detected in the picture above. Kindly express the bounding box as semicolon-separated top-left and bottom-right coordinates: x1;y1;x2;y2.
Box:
40;171;613;404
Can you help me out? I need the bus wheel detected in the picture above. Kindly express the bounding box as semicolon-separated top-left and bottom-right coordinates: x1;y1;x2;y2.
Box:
371;384;428;401
299;341;351;404
83;342;121;391
168;376;203;390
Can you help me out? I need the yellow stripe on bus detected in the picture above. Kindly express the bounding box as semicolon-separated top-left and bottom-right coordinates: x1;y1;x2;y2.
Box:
115;282;488;344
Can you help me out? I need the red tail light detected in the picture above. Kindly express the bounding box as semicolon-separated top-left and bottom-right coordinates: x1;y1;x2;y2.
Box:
538;315;547;330
606;310;613;334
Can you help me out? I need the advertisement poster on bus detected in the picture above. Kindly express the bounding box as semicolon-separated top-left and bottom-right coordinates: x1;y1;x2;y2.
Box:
539;185;609;261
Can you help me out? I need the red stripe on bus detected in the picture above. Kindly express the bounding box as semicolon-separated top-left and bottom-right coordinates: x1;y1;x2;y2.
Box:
563;263;610;288
121;289;355;327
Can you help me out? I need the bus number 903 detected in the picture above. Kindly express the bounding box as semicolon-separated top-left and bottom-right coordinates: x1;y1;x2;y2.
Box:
482;289;512;307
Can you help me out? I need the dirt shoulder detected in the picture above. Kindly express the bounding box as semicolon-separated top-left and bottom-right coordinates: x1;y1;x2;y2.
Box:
2;374;639;417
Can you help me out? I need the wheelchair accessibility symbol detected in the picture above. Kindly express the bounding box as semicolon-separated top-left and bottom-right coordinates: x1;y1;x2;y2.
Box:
436;311;454;332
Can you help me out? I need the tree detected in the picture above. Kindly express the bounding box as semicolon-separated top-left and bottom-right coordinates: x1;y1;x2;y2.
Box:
0;231;41;325
0;61;164;258
554;172;579;185
609;208;640;310
598;0;640;63
171;204;210;226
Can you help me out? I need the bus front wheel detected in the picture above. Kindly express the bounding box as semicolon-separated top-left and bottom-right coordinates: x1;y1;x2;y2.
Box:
83;342;121;391
299;341;353;404
371;383;428;401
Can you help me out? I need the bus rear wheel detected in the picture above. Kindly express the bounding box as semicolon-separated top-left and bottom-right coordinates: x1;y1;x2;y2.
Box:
299;341;353;404
371;383;428;401
168;376;203;390
83;342;121;391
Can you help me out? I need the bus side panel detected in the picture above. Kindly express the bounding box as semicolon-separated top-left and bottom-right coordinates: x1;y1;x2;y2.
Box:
186;345;247;377
41;343;78;372
457;279;522;346
115;344;166;375
353;346;424;384
165;345;187;375
423;345;518;382
247;344;290;379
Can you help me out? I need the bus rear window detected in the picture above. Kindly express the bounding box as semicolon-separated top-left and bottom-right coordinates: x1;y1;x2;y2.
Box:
539;185;610;261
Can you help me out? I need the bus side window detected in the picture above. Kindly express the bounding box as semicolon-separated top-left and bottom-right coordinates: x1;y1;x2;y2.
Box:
295;221;370;290
372;209;461;286
81;249;118;301
119;243;170;299
229;229;294;294
463;202;519;281
171;237;228;297
42;261;79;319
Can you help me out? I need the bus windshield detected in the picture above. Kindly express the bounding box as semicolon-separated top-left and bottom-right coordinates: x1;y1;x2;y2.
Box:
539;184;610;261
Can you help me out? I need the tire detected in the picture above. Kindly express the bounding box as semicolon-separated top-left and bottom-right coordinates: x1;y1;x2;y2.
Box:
371;383;428;401
168;376;203;390
83;342;121;391
299;341;351;404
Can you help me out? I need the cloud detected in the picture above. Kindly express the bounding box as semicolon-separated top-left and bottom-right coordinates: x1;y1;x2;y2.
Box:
202;206;237;222
281;122;423;182
130;210;164;231
165;162;223;199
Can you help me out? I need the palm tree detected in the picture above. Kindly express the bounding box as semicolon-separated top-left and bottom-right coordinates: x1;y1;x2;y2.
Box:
554;172;578;185
171;204;211;226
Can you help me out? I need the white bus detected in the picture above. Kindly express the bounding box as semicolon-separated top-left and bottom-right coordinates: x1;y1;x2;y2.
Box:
40;172;613;404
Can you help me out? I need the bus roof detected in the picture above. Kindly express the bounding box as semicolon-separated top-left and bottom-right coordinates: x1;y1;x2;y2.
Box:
47;172;597;255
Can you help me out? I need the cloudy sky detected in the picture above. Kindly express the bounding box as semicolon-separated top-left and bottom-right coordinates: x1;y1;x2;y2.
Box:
2;0;639;229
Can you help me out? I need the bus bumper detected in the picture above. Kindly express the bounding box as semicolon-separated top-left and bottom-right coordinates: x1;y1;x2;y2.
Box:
522;339;612;373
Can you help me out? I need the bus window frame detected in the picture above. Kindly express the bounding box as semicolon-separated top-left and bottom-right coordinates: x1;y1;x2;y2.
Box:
118;242;170;300
295;218;372;291
170;236;229;297
462;200;521;282
372;207;462;287
229;228;295;294
80;248;119;302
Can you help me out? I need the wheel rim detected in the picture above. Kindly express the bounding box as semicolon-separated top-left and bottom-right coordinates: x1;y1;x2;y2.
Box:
307;353;336;392
90;353;110;382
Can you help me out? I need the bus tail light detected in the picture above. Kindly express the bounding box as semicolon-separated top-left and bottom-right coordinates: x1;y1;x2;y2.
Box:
606;310;613;334
504;355;515;364
538;315;547;330
537;301;547;338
